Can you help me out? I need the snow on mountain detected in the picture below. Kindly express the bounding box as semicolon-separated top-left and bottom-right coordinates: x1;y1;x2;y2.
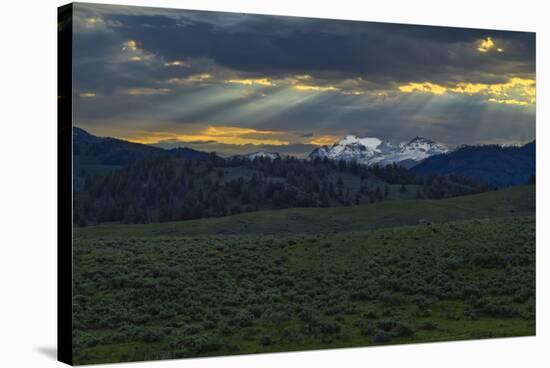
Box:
308;135;448;166
396;136;450;162
235;151;283;160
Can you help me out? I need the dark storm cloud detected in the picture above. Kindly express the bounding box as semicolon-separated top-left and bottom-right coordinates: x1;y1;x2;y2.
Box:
73;3;535;150
73;33;213;95
243;92;535;146
99;9;534;85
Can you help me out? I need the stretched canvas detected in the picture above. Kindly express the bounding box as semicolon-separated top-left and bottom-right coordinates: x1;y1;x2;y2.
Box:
58;2;536;365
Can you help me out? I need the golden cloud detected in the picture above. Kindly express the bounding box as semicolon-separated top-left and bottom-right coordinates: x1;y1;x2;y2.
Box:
398;82;447;95
124;88;170;96
122;40;138;52
225;78;275;86
222;74;341;92
487;98;529;106
220;74;368;96
86;17;103;26
477;37;504;53
284;75;340;92
120;40;155;62
398;77;535;105
448;83;488;94
309;135;339;146
188;74;212;82
125;126;289;146
164;60;187;67
166;74;212;85
292;84;340;92
204;126;278;137
79;92;97;98
452;77;535;104
341;90;365;95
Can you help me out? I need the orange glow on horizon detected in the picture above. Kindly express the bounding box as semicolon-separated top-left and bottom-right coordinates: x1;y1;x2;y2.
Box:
309;136;339;146
121;125;289;146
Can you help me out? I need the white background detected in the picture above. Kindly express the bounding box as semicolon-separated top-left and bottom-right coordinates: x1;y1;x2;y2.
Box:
0;0;547;366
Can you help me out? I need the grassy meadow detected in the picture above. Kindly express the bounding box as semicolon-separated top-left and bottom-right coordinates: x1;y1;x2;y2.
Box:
72;185;535;364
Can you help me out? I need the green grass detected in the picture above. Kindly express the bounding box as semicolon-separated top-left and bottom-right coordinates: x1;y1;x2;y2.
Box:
72;185;535;365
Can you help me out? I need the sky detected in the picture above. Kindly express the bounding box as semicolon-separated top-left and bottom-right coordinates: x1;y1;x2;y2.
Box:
73;3;536;157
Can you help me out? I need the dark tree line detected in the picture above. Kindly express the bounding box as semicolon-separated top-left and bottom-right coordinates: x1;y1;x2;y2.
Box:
75;156;494;226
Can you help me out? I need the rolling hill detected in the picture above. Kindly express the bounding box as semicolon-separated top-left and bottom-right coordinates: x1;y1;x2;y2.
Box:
75;153;493;225
72;184;535;364
73;127;211;181
75;184;534;238
411;142;535;187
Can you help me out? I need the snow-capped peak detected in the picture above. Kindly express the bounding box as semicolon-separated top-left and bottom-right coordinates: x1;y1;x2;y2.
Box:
237;151;282;160
308;134;448;166
399;136;449;160
339;135;382;149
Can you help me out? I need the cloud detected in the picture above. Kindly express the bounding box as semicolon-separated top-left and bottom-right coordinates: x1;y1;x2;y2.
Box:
72;4;536;149
398;82;447;95
477;37;504;53
292;84;339;92
225;78;275;86
79;92;98;98
164;60;187;67
119;39;156;62
308;135;340;146
166;74;212;85
100;10;534;87
487;98;528;106
122;125;290;146
122;40;138;51
85;17;103;27
123;88;171;96
398;77;536;105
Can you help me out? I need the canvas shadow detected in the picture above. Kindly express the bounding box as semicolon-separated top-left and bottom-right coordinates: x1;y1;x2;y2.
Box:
36;346;57;360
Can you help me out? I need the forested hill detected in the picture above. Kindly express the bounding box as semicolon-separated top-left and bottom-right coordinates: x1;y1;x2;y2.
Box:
412;142;535;187
73;127;211;184
74;127;167;166
75;153;493;226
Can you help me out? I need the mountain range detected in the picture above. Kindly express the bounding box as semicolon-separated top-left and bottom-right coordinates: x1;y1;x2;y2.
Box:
308;135;449;168
73;127;210;166
231;151;283;161
412;142;535;187
73;127;535;188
